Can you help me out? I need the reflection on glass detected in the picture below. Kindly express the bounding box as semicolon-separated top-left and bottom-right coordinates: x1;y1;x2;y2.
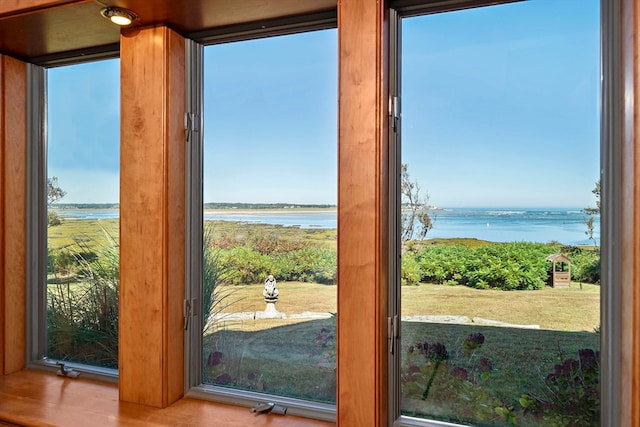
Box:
202;30;337;403
399;1;600;425
46;59;120;369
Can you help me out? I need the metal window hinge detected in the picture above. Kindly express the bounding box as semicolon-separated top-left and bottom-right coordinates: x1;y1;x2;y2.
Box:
184;112;200;143
388;314;399;354
389;96;400;132
184;298;196;331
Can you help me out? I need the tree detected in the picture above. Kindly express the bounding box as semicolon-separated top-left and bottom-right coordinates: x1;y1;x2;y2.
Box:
47;177;66;227
583;179;600;247
401;163;434;243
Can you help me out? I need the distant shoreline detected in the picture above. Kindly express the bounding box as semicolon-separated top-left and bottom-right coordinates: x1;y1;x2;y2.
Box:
48;206;597;245
51;204;585;211
203;207;337;214
51;204;337;211
52;207;338;214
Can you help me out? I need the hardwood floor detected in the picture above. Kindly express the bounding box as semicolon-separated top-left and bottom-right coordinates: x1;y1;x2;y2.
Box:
0;370;334;427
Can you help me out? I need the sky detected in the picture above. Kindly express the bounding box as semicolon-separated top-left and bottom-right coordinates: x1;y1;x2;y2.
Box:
402;0;600;208
48;59;120;203
47;0;600;208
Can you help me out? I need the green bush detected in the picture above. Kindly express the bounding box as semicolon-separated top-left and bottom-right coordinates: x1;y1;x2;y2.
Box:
416;245;472;286
467;242;554;290
220;247;273;285
401;251;422;286
567;248;600;284
209;227;337;286
413;242;566;291
264;247;336;284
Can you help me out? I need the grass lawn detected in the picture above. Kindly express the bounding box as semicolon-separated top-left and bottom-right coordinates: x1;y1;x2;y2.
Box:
205;219;337;248
205;280;600;420
402;282;600;332
48;218;119;250
212;280;598;332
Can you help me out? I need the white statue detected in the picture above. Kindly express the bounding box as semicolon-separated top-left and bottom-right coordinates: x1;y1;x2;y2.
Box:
263;274;279;301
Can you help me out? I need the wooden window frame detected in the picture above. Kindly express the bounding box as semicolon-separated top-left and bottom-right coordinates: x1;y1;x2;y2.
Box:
183;25;339;422
1;0;639;426
387;1;636;426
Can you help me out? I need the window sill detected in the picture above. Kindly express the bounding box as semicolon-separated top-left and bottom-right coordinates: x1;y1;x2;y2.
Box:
0;370;335;427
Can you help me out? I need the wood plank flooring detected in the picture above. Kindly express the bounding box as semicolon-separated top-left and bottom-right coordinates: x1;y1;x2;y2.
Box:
0;370;334;427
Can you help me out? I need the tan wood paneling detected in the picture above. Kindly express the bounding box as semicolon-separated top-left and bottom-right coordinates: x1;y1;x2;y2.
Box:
119;25;185;408
336;0;389;425
0;0;86;16
165;25;186;405
0;54;4;374
632;1;640;424
616;0;640;424
0;55;27;375
0;0;335;63
0;370;334;427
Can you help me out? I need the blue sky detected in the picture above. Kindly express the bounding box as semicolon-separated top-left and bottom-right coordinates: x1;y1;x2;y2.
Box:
203;31;338;205
402;0;600;208
48;0;600;209
48;59;120;203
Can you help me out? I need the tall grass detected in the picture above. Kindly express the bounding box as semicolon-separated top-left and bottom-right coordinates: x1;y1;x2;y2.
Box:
202;225;240;335
47;227;119;368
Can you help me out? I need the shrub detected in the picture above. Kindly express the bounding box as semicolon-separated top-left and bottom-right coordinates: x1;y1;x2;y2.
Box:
210;227;337;285
245;231;308;254
467;242;554;290
416;245;472;285
413;242;561;290
220;247;273;285
401;251;422;286
567;247;600;284
402;332;517;424
521;348;600;426
273;247;336;284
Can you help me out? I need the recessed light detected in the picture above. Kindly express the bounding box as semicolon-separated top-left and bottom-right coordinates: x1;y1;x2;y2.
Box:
100;7;138;26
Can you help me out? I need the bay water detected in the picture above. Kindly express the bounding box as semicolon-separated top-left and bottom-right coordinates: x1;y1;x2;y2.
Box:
55;207;599;246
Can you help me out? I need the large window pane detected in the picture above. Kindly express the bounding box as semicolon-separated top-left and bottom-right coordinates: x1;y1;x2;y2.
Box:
46;59;120;369
399;1;600;425
202;30;337;404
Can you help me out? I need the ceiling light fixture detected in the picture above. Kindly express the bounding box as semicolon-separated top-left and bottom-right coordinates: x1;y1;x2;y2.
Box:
100;7;138;26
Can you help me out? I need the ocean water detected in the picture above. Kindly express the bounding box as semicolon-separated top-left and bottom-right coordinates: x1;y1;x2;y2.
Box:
203;210;337;229
426;208;599;246
55;207;599;246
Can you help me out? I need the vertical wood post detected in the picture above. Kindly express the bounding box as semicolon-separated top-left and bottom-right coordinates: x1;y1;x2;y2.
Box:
337;0;390;425
0;55;27;375
119;25;185;407
622;0;640;423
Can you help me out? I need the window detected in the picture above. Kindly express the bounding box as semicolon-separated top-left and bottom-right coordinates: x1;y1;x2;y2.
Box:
186;27;337;420
392;1;601;425
30;58;120;375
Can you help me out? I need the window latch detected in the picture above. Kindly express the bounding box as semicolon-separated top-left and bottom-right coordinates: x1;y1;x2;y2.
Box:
251;402;287;415
184;298;196;331
388;314;399;354
56;362;80;379
184;112;200;143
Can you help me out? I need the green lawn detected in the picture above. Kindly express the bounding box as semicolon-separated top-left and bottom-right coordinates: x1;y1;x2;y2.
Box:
213;280;598;332
206;280;600;423
48;218;118;250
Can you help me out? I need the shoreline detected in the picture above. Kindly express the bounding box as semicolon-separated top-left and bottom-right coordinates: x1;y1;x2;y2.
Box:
204;207;337;214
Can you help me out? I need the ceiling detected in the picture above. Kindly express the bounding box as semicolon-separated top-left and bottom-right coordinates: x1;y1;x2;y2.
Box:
0;0;336;65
